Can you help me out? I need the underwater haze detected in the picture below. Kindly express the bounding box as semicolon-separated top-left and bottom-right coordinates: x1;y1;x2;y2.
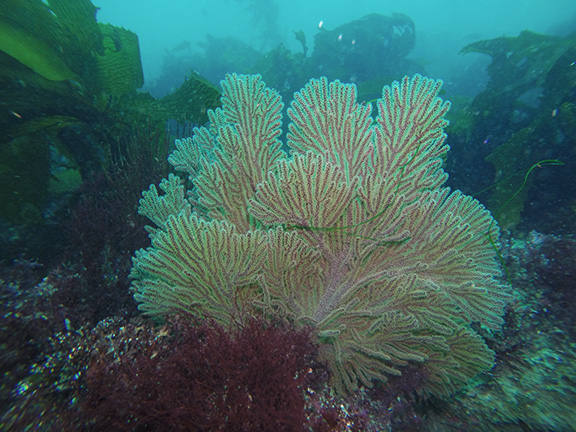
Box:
93;0;576;93
2;0;576;430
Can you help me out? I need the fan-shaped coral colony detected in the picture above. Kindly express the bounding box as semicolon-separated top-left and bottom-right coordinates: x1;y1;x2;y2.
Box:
0;0;508;413
131;73;510;395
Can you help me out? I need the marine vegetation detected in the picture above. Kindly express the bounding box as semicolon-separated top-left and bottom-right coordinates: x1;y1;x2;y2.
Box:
82;318;326;432
448;30;576;232
0;0;221;230
163;13;422;104
311;13;417;82
131;73;511;396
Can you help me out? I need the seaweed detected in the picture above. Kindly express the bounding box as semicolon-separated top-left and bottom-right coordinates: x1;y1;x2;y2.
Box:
448;31;576;232
0;0;220;230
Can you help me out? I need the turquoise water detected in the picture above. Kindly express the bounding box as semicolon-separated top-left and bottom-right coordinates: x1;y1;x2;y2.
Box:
1;1;575;430
93;0;576;91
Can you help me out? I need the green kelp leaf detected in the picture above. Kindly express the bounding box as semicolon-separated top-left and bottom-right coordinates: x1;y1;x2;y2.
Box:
0;134;50;223
14;115;83;160
0;0;65;50
0;15;77;81
97;23;144;96
45;0;103;85
12;115;82;138
461;31;575;92
485;127;534;229
153;72;221;124
47;0;102;55
0;115;83;223
48;168;83;194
